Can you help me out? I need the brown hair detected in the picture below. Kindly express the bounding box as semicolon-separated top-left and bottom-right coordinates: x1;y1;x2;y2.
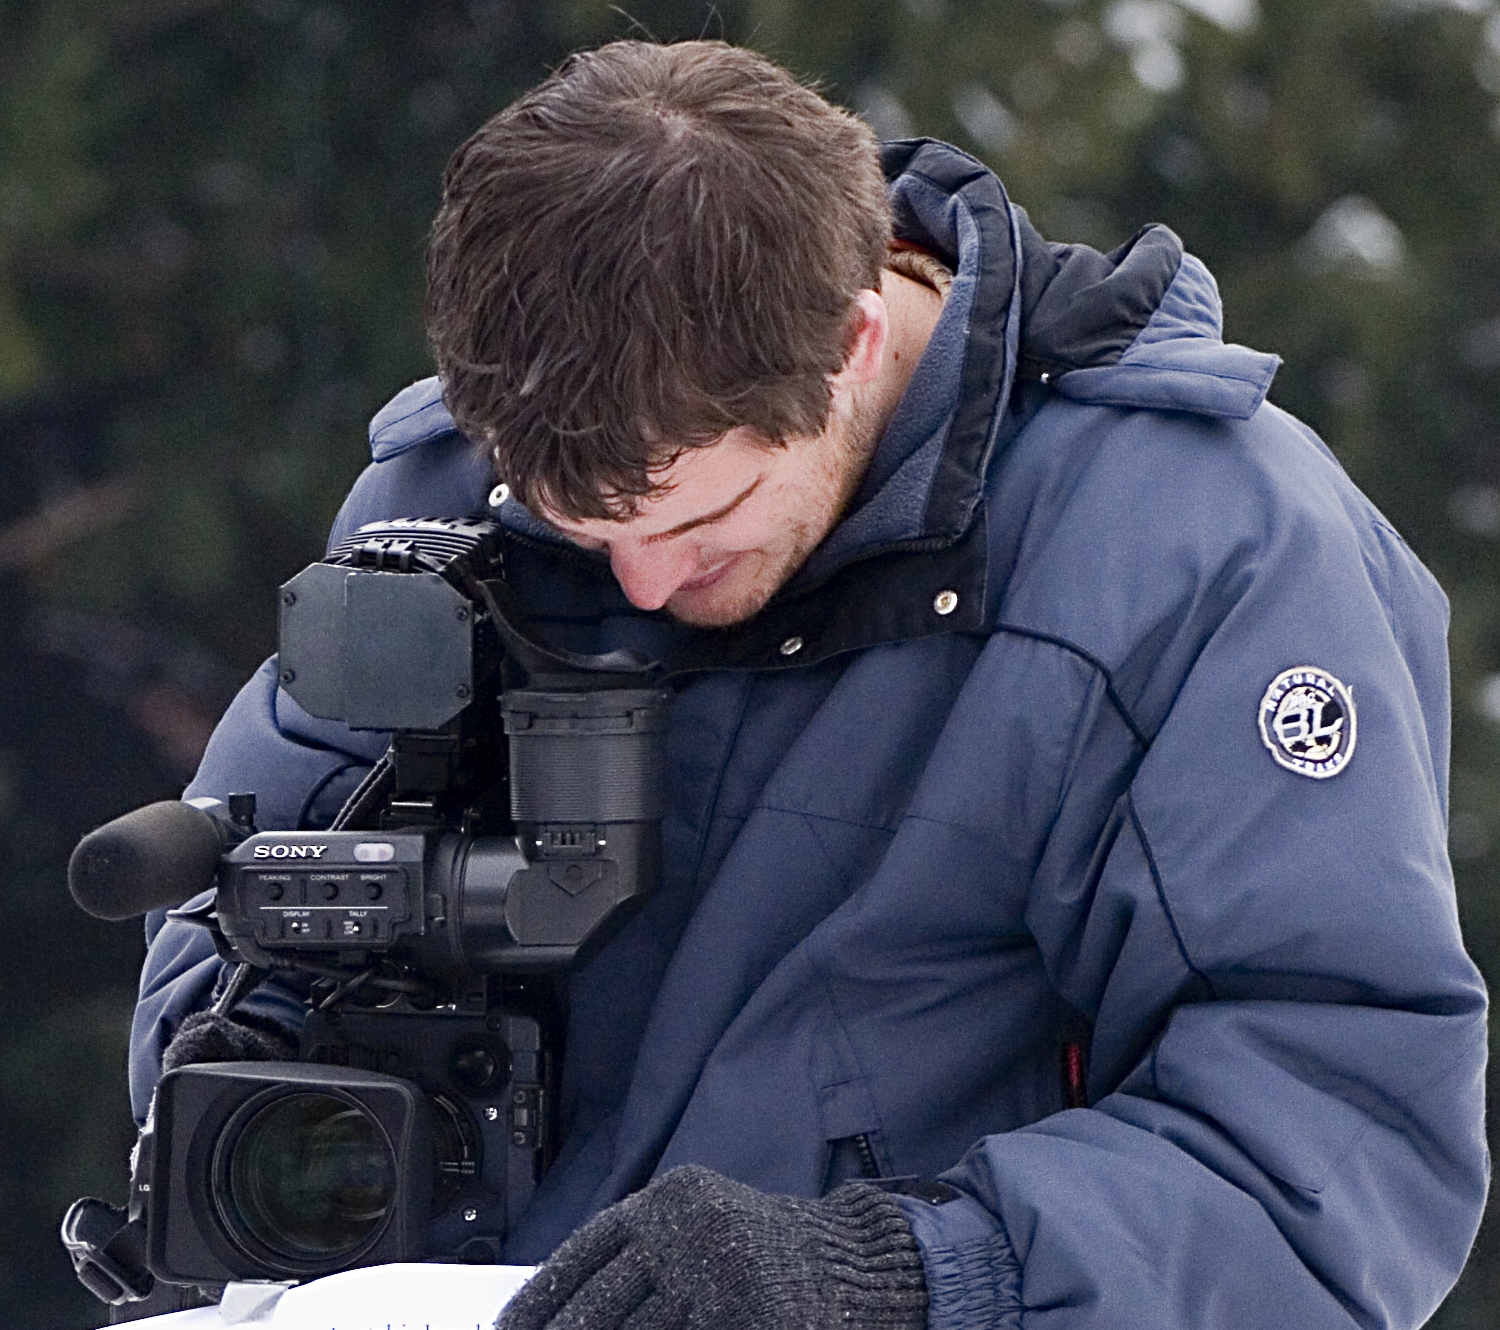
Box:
425;40;891;520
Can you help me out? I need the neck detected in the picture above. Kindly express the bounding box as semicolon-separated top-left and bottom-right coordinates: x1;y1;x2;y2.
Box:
855;267;945;442
817;269;945;521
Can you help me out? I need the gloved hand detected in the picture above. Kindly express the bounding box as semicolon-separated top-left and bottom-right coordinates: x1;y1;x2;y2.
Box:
161;1010;297;1072
497;1164;928;1330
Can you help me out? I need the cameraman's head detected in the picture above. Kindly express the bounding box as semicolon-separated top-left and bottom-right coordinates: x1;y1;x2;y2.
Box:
426;40;901;626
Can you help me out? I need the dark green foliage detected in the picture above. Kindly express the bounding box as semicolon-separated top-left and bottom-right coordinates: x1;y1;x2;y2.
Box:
1;1;1495;1322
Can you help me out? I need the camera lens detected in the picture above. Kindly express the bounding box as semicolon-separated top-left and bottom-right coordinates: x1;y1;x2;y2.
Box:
223;1092;396;1262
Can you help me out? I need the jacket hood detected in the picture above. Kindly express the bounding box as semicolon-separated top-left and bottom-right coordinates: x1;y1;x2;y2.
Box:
801;140;1279;578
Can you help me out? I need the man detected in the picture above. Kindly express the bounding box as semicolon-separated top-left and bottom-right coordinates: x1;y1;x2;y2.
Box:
131;40;1487;1330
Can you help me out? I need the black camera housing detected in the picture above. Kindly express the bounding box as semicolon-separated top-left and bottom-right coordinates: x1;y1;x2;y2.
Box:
149;1063;432;1282
65;519;670;1307
147;993;549;1283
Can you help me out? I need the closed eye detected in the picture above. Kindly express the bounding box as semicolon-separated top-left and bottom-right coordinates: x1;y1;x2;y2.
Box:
553;475;764;551
641;476;763;544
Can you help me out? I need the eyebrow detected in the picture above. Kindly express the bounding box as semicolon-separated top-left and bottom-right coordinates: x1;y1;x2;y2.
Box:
641;475;763;543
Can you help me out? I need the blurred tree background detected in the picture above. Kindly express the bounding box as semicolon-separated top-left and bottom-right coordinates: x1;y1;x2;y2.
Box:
0;0;1496;1323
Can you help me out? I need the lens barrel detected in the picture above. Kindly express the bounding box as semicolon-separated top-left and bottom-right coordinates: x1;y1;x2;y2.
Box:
219;1092;396;1263
149;1063;433;1285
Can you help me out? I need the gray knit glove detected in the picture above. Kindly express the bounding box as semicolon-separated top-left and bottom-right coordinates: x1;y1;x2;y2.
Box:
497;1165;928;1330
161;1011;297;1071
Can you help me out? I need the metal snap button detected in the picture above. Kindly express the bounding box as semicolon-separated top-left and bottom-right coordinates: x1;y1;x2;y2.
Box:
933;590;959;616
779;636;804;656
488;483;510;507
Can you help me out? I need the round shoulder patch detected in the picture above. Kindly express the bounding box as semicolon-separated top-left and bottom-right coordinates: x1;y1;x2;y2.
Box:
1258;666;1356;780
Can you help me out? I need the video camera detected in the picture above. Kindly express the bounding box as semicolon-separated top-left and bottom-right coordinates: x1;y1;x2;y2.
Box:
61;516;671;1309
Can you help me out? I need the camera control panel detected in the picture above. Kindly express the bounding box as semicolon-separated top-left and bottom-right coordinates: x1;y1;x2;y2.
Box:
219;832;423;953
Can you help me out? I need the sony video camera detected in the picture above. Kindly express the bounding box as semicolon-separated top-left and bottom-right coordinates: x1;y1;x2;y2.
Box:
61;517;670;1309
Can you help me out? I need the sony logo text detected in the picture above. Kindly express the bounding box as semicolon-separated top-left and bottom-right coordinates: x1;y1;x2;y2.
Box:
252;845;329;859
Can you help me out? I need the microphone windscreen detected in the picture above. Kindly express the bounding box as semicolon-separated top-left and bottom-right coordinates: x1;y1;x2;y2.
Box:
68;801;224;921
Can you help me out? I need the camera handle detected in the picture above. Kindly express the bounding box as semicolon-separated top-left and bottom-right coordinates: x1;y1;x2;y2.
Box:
61;1090;163;1307
60;1196;154;1306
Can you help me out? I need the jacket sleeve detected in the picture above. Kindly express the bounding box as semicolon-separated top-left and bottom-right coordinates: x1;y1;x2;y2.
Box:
127;424;494;1124
897;427;1489;1329
126;657;388;1123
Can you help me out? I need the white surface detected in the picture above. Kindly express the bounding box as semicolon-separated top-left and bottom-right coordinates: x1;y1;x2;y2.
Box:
108;1263;536;1330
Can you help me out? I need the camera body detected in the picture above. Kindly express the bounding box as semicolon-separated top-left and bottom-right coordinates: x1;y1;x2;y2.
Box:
145;825;562;1285
148;999;549;1281
64;517;671;1304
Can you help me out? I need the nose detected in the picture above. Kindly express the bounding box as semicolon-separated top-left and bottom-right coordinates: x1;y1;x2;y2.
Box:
608;540;700;610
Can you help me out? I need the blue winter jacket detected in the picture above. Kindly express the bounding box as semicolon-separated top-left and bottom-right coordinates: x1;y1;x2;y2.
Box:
130;141;1488;1329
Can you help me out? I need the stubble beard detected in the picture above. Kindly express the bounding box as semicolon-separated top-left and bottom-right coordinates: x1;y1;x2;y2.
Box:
663;392;884;629
663;513;821;628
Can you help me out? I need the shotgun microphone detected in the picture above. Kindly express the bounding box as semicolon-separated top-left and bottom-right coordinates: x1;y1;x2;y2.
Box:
68;800;228;921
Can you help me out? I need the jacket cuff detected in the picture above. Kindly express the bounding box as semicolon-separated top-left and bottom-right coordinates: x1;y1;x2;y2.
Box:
894;1191;1024;1330
813;1184;930;1326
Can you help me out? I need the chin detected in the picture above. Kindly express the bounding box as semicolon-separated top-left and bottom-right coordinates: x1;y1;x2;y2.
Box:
665;538;818;628
666;592;772;629
666;566;780;628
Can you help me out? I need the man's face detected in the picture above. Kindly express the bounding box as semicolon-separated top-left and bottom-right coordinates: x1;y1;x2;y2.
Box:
543;414;875;628
542;287;897;627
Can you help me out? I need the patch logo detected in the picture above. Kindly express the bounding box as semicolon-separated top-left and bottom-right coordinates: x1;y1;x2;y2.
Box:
1258;666;1356;779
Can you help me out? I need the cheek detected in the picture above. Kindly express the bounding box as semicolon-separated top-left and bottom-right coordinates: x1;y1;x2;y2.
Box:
687;511;767;554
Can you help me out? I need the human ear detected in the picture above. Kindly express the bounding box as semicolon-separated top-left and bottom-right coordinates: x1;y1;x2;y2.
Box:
832;289;889;388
